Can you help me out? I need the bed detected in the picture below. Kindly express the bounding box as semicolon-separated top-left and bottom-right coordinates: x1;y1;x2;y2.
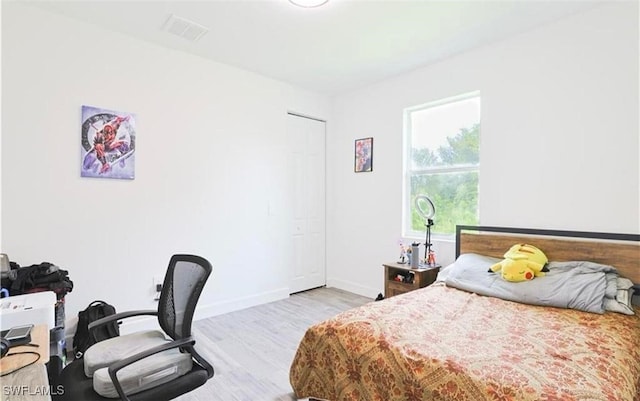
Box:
289;226;640;401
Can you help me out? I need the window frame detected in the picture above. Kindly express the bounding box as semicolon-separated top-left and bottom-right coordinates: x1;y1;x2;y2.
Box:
402;91;481;239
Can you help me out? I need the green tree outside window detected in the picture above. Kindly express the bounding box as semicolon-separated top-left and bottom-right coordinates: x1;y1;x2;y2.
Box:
405;95;480;237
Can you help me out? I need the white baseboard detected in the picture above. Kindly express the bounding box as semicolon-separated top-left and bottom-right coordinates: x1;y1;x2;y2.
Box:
64;288;291;349
193;287;290;320
326;278;379;299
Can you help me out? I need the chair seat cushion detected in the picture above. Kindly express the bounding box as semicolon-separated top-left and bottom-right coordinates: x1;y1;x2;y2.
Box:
92;347;193;398
84;330;168;377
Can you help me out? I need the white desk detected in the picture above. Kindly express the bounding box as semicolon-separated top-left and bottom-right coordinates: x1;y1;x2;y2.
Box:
0;324;52;401
0;293;56;401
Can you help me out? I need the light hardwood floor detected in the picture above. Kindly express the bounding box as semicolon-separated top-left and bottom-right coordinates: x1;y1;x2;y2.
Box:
177;287;372;401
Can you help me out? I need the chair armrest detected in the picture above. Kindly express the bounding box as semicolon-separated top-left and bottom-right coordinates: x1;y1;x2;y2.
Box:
189;346;215;379
107;337;195;401
88;310;158;332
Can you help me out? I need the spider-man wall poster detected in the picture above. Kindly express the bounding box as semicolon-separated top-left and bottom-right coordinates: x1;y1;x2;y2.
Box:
81;105;137;180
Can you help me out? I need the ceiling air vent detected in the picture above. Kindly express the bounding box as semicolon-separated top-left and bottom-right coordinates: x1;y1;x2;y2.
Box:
163;14;209;42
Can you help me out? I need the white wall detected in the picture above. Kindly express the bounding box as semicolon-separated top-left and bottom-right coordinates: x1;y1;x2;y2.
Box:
0;1;3;250
327;2;639;298
1;3;330;335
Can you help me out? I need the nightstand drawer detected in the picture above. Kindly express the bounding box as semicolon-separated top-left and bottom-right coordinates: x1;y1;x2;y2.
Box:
386;281;418;297
383;262;440;298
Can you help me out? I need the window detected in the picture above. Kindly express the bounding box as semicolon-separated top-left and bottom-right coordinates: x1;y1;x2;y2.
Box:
403;92;480;238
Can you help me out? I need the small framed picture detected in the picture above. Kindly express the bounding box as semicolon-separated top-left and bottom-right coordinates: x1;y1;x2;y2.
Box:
354;137;373;173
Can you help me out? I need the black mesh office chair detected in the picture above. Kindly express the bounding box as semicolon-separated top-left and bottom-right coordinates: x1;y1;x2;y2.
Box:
55;254;214;401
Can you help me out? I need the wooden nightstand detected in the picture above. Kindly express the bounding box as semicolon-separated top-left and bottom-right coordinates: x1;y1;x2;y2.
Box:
383;262;440;298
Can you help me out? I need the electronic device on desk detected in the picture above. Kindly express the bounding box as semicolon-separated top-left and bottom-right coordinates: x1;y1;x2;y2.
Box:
0;324;33;347
0;324;41;377
0;291;56;331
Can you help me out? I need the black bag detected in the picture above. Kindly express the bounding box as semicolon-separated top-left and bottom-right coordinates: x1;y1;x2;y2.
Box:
73;300;119;358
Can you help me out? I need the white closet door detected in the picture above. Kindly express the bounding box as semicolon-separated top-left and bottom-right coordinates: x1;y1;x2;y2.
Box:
287;113;326;294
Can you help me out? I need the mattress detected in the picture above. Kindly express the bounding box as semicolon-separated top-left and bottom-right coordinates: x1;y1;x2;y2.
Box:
290;283;640;401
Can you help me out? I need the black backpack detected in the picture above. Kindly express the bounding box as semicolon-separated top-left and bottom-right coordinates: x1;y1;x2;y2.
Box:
73;300;119;358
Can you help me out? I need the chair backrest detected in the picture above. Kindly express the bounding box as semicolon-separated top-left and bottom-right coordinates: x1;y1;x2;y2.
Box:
158;254;212;340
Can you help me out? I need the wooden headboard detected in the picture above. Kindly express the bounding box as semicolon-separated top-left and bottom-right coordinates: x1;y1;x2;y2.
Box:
456;225;640;285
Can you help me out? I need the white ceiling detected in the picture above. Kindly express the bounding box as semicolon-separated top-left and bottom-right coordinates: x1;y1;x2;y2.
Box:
29;0;601;96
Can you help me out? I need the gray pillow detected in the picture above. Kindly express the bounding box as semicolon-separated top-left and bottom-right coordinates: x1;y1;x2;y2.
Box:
604;273;617;298
603;277;635;315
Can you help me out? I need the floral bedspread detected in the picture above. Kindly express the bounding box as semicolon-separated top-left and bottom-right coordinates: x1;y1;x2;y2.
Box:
289;283;640;401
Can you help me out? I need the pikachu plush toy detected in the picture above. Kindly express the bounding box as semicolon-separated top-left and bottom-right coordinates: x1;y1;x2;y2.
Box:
489;244;548;282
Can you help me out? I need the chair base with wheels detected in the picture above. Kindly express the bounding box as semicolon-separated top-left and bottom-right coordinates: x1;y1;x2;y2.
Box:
55;357;210;401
